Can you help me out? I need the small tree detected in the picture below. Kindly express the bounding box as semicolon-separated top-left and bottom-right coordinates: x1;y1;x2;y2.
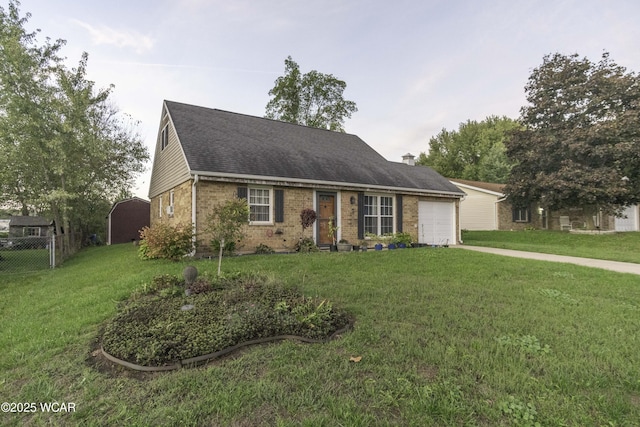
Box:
205;198;249;276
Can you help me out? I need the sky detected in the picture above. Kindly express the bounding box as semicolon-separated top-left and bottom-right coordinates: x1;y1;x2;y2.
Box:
14;0;640;199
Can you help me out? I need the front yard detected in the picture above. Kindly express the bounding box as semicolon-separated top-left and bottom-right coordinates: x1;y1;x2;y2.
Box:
1;240;639;425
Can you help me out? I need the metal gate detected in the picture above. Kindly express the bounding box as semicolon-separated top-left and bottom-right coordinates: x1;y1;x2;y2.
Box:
0;235;56;274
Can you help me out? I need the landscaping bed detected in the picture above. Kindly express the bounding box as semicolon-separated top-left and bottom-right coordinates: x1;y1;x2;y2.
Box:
101;271;352;369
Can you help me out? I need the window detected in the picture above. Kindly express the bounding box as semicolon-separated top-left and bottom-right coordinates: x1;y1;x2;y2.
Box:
25;227;41;237
249;188;271;223
161;125;169;150
513;207;529;222
364;195;394;235
169;190;174;207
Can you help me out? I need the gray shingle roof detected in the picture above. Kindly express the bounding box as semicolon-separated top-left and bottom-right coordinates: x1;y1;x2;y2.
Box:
165;101;463;195
9;216;51;227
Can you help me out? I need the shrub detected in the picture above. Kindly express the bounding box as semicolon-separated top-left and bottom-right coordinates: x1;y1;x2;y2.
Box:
255;243;275;254
139;223;194;261
295;237;319;253
187;278;213;295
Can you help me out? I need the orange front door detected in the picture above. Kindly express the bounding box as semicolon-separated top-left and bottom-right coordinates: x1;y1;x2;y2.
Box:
317;194;336;245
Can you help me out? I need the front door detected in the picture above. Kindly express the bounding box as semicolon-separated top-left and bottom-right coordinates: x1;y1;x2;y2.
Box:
317;193;336;246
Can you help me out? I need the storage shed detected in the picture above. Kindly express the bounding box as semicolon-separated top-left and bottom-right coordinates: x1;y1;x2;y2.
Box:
106;197;150;245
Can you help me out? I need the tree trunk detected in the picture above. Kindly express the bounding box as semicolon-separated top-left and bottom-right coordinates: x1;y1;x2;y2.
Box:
217;238;224;276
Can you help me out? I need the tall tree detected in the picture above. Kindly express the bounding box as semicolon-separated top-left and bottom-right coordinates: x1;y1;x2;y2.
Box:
504;52;640;214
417;116;519;183
265;56;357;132
0;1;149;256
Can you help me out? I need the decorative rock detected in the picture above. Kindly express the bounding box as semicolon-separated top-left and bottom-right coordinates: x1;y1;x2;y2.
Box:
183;265;198;286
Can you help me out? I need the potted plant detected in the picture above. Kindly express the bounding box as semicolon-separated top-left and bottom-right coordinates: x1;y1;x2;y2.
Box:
337;239;352;252
327;217;338;252
360;240;368;252
394;232;413;249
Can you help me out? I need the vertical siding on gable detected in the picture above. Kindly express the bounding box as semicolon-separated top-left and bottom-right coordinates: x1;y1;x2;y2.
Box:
148;108;192;198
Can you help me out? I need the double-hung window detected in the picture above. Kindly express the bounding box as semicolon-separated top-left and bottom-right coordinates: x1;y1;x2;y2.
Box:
513;207;530;222
364;195;394;235
249;187;271;223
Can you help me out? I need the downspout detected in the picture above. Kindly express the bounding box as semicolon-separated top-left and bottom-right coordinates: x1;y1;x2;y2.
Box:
495;196;507;231
190;174;199;256
458;194;466;244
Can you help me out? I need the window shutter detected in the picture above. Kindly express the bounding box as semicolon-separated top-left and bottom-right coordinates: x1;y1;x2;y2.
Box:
275;189;284;223
237;186;247;200
512;208;517;222
527;208;532;223
396;194;403;233
357;192;365;239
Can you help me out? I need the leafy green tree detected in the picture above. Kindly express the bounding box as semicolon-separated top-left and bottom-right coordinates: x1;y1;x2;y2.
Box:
265;56;358;132
0;1;149;257
504;52;640;215
417;116;519;183
205;197;249;276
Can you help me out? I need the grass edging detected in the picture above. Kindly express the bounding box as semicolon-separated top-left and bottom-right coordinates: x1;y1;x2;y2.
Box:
100;321;353;372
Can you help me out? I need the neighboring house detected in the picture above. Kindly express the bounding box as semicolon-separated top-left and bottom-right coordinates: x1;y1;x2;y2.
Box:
148;100;465;252
8;215;51;237
449;179;505;230
451;178;630;232
106;197;151;245
614;205;640;232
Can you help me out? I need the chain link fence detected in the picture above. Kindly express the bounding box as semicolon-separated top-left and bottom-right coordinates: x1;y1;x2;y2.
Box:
0;235;57;274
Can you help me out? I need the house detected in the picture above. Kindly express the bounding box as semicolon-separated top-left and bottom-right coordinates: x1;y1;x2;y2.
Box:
106;197;151;245
449;179;506;230
148;101;465;252
451;178;630;232
8;215;51;237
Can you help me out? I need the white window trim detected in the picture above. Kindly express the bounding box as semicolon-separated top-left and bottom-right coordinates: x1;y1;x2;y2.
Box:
159;195;163;218
248;186;273;225
161;125;169;150
364;194;395;236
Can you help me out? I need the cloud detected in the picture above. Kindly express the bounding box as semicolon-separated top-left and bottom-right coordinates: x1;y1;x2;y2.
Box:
72;19;154;54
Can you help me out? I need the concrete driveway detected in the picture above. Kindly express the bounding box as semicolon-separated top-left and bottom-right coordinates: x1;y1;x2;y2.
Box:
455;245;640;276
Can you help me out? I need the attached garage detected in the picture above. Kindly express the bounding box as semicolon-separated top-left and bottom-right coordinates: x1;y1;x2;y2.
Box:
615;205;639;232
418;200;457;245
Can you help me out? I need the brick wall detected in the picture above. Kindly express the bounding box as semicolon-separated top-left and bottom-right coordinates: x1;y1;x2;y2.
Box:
151;179;463;252
150;180;192;227
195;181;316;253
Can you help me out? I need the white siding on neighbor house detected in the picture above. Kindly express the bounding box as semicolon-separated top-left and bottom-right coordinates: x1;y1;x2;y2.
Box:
458;187;500;230
418;200;456;245
148;108;191;199
615;205;639;232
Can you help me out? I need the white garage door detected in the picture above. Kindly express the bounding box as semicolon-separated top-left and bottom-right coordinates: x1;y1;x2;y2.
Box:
418;201;456;245
615;205;639;232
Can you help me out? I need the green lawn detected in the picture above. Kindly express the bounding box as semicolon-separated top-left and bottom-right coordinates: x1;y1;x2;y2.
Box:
1;244;640;426
463;229;640;263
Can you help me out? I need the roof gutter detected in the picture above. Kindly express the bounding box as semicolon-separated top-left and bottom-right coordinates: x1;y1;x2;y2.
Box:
190;170;466;198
